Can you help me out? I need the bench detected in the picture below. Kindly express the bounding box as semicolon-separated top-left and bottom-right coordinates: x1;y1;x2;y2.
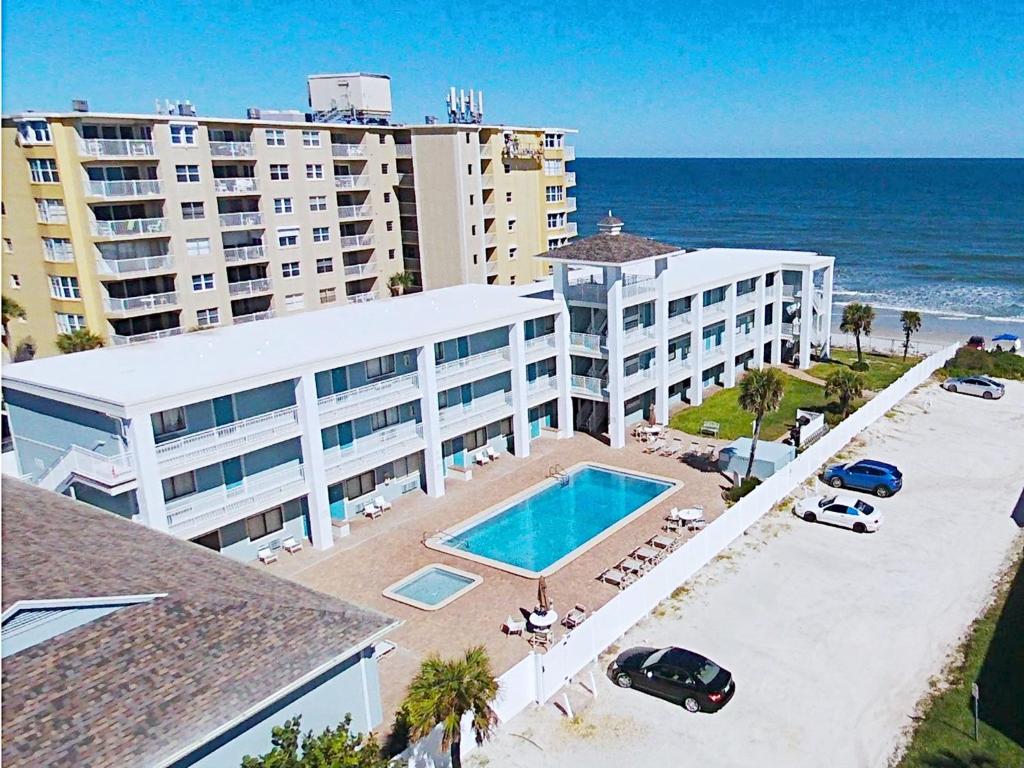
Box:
699;420;720;437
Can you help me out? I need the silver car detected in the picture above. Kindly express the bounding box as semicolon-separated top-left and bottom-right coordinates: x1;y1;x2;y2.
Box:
942;375;1005;399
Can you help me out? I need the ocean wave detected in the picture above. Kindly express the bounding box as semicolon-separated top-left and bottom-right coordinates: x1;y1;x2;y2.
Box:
832;299;1024;322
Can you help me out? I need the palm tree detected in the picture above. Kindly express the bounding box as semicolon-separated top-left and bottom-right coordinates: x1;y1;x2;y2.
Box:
737;368;785;480
839;303;875;368
900;310;922;361
56;329;105;354
824;368;865;418
388;271;415;296
403;646;498;768
2;296;27;348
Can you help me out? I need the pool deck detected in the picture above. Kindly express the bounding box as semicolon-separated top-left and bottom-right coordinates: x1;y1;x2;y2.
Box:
267;430;734;732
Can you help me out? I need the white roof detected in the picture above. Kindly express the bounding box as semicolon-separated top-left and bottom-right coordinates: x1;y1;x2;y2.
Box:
4;285;557;412
662;248;832;294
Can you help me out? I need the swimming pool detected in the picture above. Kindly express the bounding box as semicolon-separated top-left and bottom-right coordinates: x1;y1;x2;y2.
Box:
428;464;677;577
382;564;482;610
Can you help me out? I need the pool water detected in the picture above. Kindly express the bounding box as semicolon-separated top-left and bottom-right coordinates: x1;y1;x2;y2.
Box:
392;567;476;606
445;465;673;574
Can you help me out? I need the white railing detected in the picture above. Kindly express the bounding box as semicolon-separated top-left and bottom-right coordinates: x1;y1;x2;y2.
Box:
339;233;374;249
482;204;496;218
624;366;657;390
569;332;605;353
78;137;155;157
565;197;577;213
486;261;499;276
735;291;759;310
781;322;796;336
97;255;173;276
317;372;420;422
565;171;576;186
218;211;263;228
233;310;275;324
38;210;69;224
34;442;136;491
622;278;656;301
483;233;497;247
165;463;307;538
563;146;576;161
343;261;376;278
438;391;514;434
667;312;692;333
393;143;413;158
347;291;376;304
109;327;183;345
228;278;272;296
622;324;657;348
436;347;511;383
525;332;558;356
103;291;178;313
155;405;300;469
667;355;692;376
92;218;167;237
566;280;608;303
571;374;605;397
527;376;559;398
338;204;373;219
782;285;798;298
397;173;415;187
43;245;76;262
332;143;365;157
213;177;259;194
209;141;255;157
481;174;494;188
564;222;579;238
335;175;371;190
86;179;163;198
323;422;424;479
223;245;267;263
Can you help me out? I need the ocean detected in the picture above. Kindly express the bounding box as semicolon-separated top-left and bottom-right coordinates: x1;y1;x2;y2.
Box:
571;158;1024;342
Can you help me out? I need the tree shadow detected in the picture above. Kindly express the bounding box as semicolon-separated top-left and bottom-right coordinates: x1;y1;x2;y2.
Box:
384;705;412;757
975;552;1024;747
919;749;1000;767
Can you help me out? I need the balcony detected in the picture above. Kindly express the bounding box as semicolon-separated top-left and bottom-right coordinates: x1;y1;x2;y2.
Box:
438;391;514;437
622;324;657;350
485;261;498;277
394;143;413;159
332;143;366;158
92;218;168;238
338;204;373;220
565;198;577;213
571;375;606;398
525;332;558;358
86;179;163;199
165;463;308;539
323;421;424;482
398;202;417;217
563;146;576;162
43;247;76;263
569;332;606;354
565;172;577;186
219;211;264;229
343;261;376;279
481;174;495;188
667;354;692;379
401;230;419;245
233;310;275;324
667;312;692;334
436;347;511;386
622;278;655;302
96;254;174;277
483;232;497;248
109;327;183;346
527;375;559;402
564;222;579;238
228;278;272;297
223;244;267;263
155;405;301;471
214;177;260;194
318;372;421;425
339;233;374;250
347;291;376;304
35;444;136;492
702;301;728;323
78;137;156;158
565;280;608;304
482;204;496;218
210;141;255;158
624;366;657;393
103;291;178;314
335;175;372;190
397;173;414;188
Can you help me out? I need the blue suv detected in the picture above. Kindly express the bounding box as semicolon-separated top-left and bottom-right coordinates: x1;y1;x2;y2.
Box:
822;460;903;498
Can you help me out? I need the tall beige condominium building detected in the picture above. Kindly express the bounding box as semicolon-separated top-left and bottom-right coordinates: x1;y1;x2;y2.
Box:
1;73;577;358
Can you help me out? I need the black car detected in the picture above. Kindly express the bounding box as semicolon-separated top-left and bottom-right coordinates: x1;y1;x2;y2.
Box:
610;646;735;712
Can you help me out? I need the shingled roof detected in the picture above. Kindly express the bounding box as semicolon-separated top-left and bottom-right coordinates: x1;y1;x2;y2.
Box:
543;231;684;264
1;481;398;768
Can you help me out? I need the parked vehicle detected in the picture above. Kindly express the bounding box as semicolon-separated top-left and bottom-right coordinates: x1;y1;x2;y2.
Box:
942;376;1005;400
611;646;735;712
822;459;903;497
794;494;882;533
966;335;986;350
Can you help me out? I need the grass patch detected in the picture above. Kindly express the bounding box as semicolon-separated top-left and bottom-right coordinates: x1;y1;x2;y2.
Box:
809;349;922;391
943;347;1024;382
725;476;761;502
897;550;1024;767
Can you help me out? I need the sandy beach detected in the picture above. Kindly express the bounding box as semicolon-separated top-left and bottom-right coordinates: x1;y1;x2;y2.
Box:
831;303;1022;351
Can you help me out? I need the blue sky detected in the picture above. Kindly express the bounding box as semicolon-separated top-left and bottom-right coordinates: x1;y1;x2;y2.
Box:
3;0;1022;157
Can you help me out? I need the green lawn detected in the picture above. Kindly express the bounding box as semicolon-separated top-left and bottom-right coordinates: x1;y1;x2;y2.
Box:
669;373;831;441
808;348;922;391
898;551;1024;767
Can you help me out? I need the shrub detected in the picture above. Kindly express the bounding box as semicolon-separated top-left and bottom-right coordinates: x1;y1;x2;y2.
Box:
943;347;1024;381
850;360;870;372
725;476;761;502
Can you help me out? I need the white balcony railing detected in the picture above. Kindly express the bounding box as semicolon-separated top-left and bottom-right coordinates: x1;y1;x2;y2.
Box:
165;463;307;538
103;291;178;313
323;422;424;480
565;279;607;304
318;372;420;423
91;218;168;238
96;254;173;276
228;278;272;297
233;310;276;324
347;291;376;304
334;175;371;190
438;391;514;434
332;143;366;157
397;173;414;187
218;212;263;228
569;332;605;353
564;221;579;238
481;174;494;188
483;232;497;247
43;246;76;263
223;245;267;263
571;375;606;397
485;260;499;276
667;312;692;333
622;278;656;301
109;327;183;345
343;261;376;278
622;324;657;348
563;146;576;161
482;204;496;218
436;347;511;384
338;204;373;220
339;233;374;250
213;177;260;194
209;141;255;157
667;355;693;376
525;332;558;356
565;172;577;186
565;197;577;213
624;367;657;391
35;443;136;491
86;179;164;199
527;375;559;399
78;137;156;158
155;405;300;470
394;143;413;158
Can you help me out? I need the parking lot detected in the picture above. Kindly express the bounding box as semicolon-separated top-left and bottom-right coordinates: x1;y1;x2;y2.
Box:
477;381;1024;768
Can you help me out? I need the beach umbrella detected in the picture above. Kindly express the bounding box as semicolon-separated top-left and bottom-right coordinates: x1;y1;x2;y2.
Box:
537;575;550;613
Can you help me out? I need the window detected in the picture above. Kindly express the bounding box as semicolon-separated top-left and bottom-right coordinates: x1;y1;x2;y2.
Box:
510;276;517;285
312;227;330;243
504;163;511;173
467;164;473;175
345;470;375;500
507;218;516;232
388;248;396;260
55;313;86;333
42;237;73;261
386;220;394;231
434;341;446;361
309;195;328;211
285;293;304;311
365;355;395;379
506;191;513;203
153;407;187;436
186;238;211;257
48;275;80;299
471;225;477;236
306;163;324;180
162;471;196;501
266;129;286;146
10;274;21;288
175;164;200;183
547;212;566;229
273;197;293;214
35;198;67;222
269;164;289;180
320;287;337;304
370;406;401;430
380;163;388;174
545;185;564;203
543;133;562;148
509;247;517;260
17;119;51;143
181;201;205;220
302;130;321;147
197;307;220;327
29;159;59;183
469;194;474;205
472;253;478;265
544;159;563;176
281;261;300;277
170;124;197;145
278;229;299;248
316;256;333;272
191;273;215;291
246;507;284;540
383;192;391;203
378;134;386;144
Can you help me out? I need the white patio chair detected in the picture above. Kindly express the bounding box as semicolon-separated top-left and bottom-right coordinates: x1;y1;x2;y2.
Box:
257;547;278;565
475;451;491;465
373;494;393;512
486;446;501;461
362;503;382;520
282;536;303;554
502;616;526;636
563;604;588;629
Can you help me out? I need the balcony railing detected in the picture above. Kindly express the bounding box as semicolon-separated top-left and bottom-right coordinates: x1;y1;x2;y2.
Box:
702;301;728;322
623;324;657;348
565;197;577;213
483;232;497;247
109;327;183;345
485;260;498;276
571;375;606;397
103;291;178;313
219;211;263;229
223;244;267;263
397;173;414;187
399;202;417;217
781;322;796;336
569;332;606;353
347;291;376;304
338;204;373;220
209;141;255;157
92;218;168;238
624;367;657;391
525;332;558;356
438;391;514;435
96;254;173;276
86;179;163;199
622;277;656;301
565;172;577;186
332;143;365;157
481;174;494;188
565;280;608;304
436;347;511;385
401;230;419;245
233;310;275;324
34;442;136;491
667;354;692;376
155;405;301;470
340;233;374;250
43;247;76;263
335;175;371;190
482;204;496;218
667;312;692;333
214;177;260;194
564;222;579;238
78;138;156;158
394;143;413;158
343;261;376;278
228;278;272;296
165;463;307;539
527;375;559;399
318;372;421;423
323;422;424;480
563;146;576;161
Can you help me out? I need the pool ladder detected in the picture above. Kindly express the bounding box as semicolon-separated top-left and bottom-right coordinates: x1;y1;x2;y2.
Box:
548;464;570;487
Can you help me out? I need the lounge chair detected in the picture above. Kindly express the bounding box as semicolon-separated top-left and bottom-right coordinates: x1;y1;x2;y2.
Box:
663;517;683;534
660;438;682;457
648;534;679;552
619;557;646;575
282;536;303;554
643;439;666;454
563;604;588;629
502;616;526;636
362;503;382;520
486;446;500;461
474;451;491;465
632;545;662;565
703;444;717;459
257;547;278;565
373;495;393;512
687;440;700;455
599;567;634;589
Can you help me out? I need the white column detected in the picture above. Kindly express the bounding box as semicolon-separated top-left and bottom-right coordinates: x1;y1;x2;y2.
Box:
606;268;625;448
689;294;704;406
772;272;783;365
799;267;813;368
417;343;445;498
724;283;738;388
509;321;531;458
555;308;574;438
125;411;168;534
552;263;569;297
295;374;334;550
654;263;670;424
754;274;767;369
821;264;834;357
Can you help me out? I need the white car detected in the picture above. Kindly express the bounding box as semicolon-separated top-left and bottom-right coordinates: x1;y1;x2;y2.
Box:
793;494;883;533
942;376;1005;400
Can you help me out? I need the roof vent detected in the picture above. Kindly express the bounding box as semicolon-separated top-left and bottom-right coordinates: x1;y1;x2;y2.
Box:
71;99;90;112
597;210;624;236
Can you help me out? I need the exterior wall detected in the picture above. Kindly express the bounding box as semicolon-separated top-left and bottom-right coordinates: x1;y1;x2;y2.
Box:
315;348;418;396
71;483;139;519
217;496;307;561
155;380;296;442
